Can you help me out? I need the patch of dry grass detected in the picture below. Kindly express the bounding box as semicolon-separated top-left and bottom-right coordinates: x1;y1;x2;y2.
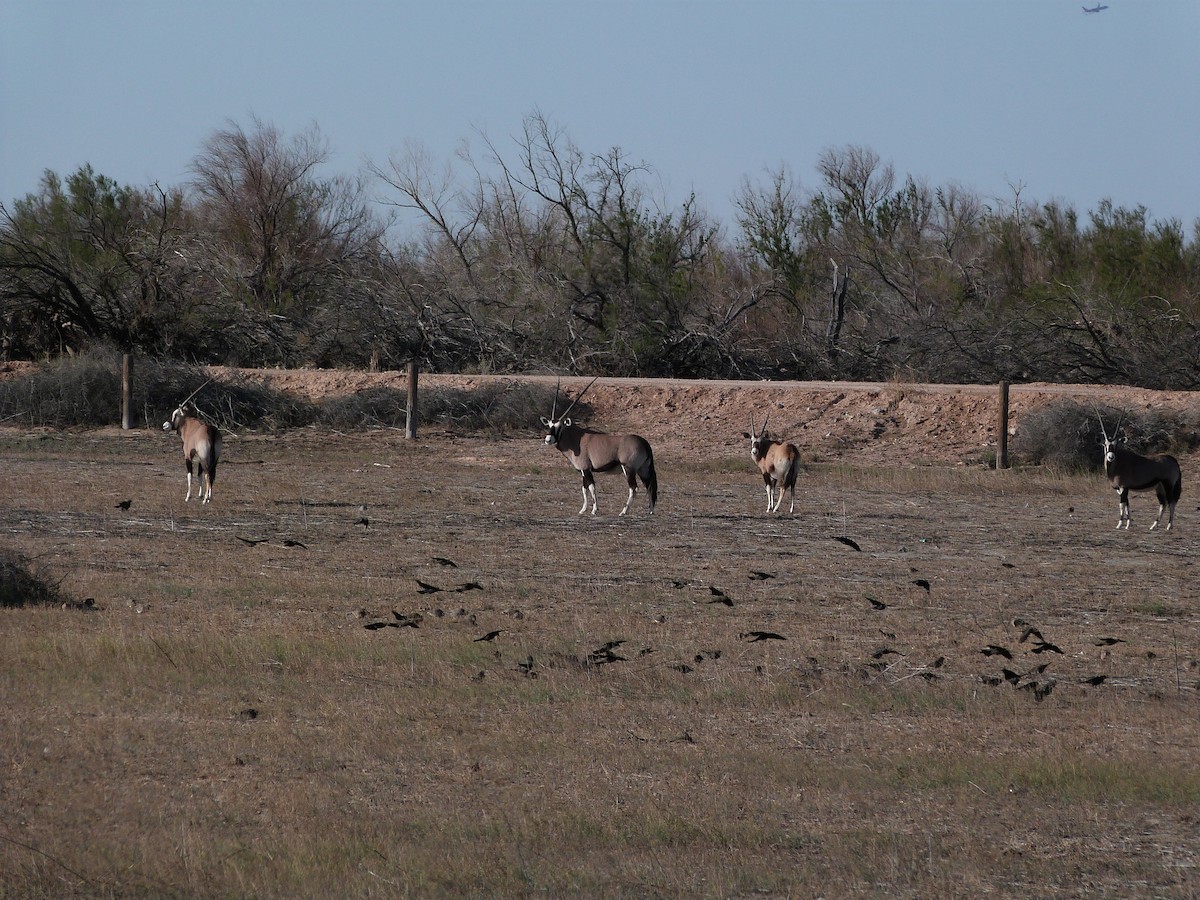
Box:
1;427;1198;897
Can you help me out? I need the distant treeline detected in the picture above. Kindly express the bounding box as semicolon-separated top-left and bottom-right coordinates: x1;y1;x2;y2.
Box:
2;114;1197;387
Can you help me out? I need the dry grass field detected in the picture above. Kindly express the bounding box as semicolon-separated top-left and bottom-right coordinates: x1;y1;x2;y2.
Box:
1;376;1199;898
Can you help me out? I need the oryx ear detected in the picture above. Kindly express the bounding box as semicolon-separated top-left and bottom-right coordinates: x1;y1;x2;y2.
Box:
540;416;552;427
563;417;572;426
741;432;752;439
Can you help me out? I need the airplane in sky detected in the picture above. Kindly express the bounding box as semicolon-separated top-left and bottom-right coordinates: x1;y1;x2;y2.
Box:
1082;4;1108;12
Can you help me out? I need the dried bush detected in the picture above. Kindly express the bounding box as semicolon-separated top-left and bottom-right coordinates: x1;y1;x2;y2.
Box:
1015;399;1200;471
313;382;564;434
0;346;314;430
0;551;64;609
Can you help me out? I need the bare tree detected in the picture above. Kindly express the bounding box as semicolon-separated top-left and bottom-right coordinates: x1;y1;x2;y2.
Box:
189;118;385;364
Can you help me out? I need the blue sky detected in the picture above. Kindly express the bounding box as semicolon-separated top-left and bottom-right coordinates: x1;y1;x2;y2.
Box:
3;1;1198;234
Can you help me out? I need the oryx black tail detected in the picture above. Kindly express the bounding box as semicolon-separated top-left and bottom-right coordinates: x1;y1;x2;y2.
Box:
644;448;658;512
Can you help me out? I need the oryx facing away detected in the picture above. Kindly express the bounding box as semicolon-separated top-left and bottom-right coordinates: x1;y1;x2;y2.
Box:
742;413;800;513
541;378;657;516
1100;417;1181;530
163;401;221;504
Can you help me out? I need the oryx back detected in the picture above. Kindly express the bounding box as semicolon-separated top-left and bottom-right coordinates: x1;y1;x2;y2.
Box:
163;403;221;504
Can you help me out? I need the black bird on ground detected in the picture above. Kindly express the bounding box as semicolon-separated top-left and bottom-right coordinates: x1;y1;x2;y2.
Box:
834;536;861;551
708;594;734;607
474;630;503;642
867;596;887;610
1030;641;1063;655
748;571;775;581
1094;637;1126;646
392;611;423;628
982;644;1013;660
912;578;931;592
456;581;484;593
353;516;369;527
1081;674;1107;686
281;539;307;549
115;499;132;510
742;631;787;642
590;647;627;665
433;556;458;568
872;647;902;660
1018;626;1044;644
416;579;443;594
236;536;270;546
364;621;398;631
1001;668;1022;685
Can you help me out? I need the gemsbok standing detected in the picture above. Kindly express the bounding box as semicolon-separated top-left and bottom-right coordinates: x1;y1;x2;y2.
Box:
163;401;221;504
742;413;800;513
541;378;657;516
1100;417;1181;530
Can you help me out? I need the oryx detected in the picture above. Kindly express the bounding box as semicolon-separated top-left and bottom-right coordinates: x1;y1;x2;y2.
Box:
541;378;657;516
742;413;800;513
1099;417;1181;530
163;390;221;504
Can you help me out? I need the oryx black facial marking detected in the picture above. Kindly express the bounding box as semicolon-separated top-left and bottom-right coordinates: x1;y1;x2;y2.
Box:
741;412;800;513
1099;416;1181;531
541;377;658;516
162;401;221;504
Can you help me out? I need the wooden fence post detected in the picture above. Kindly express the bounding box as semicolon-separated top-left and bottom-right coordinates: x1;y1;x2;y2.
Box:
405;359;419;439
997;380;1010;470
121;353;134;430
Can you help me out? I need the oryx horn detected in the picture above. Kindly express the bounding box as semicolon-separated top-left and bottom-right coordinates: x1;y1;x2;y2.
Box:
179;377;213;409
559;376;599;421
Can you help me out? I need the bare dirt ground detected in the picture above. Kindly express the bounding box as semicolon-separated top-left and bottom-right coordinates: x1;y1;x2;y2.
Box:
1;371;1198;897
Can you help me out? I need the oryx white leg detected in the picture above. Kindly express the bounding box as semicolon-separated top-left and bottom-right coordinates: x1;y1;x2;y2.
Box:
579;484;589;515
763;483;772;513
617;465;635;516
1150;501;1166;530
184;471;194;502
787;488;796;514
619;487;635;517
201;475;212;504
770;485;783;513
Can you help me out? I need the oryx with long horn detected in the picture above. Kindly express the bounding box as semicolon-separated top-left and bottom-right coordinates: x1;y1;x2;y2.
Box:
541;377;658;516
162;381;221;504
742;412;800;513
1099;415;1181;530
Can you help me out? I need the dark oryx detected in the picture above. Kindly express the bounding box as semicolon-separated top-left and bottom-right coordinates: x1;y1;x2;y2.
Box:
1100;417;1181;530
742;413;800;513
163;393;221;504
541;378;657;516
